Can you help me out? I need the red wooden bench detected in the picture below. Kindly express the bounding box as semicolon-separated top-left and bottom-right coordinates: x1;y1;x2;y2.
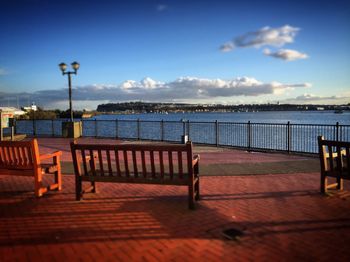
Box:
318;136;350;193
0;139;62;197
70;141;200;209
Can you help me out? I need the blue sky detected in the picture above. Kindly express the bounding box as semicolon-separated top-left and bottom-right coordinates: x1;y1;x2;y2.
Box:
0;0;349;110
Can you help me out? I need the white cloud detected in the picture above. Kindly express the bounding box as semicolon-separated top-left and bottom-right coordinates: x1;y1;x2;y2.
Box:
220;25;300;52
0;76;311;109
263;48;308;61
282;93;350;104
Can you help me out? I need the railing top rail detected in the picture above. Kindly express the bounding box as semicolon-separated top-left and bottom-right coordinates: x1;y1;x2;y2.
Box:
16;118;350;127
290;123;350;127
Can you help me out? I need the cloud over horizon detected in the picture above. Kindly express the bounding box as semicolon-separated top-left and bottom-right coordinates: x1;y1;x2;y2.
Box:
0;76;311;109
281;93;350;104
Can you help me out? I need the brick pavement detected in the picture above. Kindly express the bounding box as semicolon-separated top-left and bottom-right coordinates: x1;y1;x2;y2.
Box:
0;138;349;261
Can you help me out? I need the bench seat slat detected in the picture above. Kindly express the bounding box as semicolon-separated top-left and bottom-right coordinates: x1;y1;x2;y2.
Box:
150;151;155;178
98;150;104;176
115;150;121;177
8;146;14;165
178;151;183;179
107;150;113;176
168;151;174;179
132;150;138;178
123;150;129;177
89;149;96;176
159;151;164;178
141;150;147;178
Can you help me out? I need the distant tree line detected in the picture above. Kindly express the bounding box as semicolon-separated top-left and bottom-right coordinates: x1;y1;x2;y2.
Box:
18;108;91;120
15;102;350;120
96;102;350;113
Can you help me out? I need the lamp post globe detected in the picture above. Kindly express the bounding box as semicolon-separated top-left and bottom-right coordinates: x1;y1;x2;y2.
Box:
58;61;79;122
71;61;80;72
59;63;67;73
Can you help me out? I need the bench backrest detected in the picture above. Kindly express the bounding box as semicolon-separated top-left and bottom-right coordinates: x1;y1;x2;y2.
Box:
70;142;194;180
0;139;40;170
318;136;350;177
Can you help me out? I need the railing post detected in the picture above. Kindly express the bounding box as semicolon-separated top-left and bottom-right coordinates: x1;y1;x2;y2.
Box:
137;119;141;140
215;120;219;147
80;120;83;137
161;120;164;141
52;119;55;137
95;119;98;138
247;121;251;152
187;120;190;140
10;126;14;141
13;118;17;134
33;119;36;137
0;120;2;141
182;120;186;136
287;121;291;153
181;119;186;143
336;122;339;141
116;119;119;139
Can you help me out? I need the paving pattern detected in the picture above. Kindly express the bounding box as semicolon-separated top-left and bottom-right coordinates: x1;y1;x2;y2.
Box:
0;138;349;261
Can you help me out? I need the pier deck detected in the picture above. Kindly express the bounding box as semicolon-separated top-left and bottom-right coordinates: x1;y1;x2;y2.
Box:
1;138;349;261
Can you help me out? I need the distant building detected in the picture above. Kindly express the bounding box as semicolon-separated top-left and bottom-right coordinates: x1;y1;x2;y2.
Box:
0;107;25;128
23;103;37;112
82;113;93;118
0;107;26;116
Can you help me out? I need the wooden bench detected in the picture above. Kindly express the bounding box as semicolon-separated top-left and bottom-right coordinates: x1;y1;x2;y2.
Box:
318;136;350;193
0;139;62;197
70;141;200;209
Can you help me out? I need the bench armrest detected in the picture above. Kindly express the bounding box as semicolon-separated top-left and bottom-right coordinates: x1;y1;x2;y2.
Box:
40;151;62;161
192;154;200;166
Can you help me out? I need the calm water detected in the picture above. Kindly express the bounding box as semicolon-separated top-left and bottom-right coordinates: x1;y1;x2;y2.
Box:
93;111;350;125
14;110;350;153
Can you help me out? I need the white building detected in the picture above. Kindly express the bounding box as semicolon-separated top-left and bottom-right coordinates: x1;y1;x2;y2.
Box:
0;107;26;116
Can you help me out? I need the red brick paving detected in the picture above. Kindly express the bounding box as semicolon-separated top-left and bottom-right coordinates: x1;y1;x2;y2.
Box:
1;138;350;261
36;137;312;164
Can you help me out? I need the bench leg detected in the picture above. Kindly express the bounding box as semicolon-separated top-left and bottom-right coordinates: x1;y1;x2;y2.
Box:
35;168;43;197
75;176;82;201
54;170;62;191
91;181;97;193
195;178;200;201
188;184;195;210
320;174;327;194
337;177;343;190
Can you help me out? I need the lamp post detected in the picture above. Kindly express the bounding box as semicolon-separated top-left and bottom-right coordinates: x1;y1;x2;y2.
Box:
59;61;80;122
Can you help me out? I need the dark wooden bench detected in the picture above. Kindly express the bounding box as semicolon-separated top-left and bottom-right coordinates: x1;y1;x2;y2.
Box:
70;141;200;209
318;136;350;193
0;139;62;197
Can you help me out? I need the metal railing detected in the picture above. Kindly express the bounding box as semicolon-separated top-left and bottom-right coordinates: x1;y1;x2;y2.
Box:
14;119;350;154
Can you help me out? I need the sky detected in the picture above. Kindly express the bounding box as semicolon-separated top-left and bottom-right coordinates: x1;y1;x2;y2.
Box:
0;0;349;110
